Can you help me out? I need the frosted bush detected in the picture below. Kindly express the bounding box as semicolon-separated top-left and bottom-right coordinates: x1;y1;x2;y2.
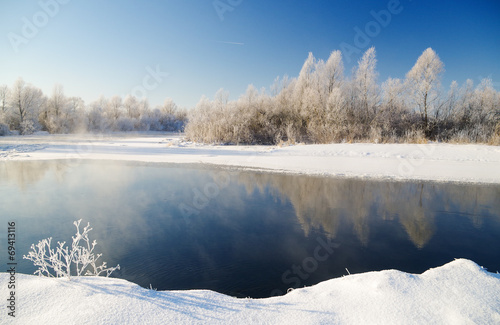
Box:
23;220;120;279
20;120;36;135
116;116;135;132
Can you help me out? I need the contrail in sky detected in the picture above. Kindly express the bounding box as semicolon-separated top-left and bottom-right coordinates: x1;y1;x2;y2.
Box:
217;41;245;46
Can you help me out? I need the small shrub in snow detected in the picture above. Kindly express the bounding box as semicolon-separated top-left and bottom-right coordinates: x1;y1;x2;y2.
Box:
23;219;120;279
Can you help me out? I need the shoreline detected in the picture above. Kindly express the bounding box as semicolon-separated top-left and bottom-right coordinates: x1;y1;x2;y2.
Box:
1;133;500;185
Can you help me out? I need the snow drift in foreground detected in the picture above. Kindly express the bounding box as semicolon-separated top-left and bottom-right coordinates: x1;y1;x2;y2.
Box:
1;133;500;184
1;259;499;324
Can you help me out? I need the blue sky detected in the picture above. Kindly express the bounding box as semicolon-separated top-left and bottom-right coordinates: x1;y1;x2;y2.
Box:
1;0;499;108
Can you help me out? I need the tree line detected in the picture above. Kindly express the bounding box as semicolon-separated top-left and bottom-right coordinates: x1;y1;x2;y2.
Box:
185;47;500;145
0;80;187;136
1;47;499;144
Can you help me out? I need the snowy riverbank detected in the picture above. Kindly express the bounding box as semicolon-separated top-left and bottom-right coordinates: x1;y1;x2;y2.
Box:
1;259;499;324
1;132;500;184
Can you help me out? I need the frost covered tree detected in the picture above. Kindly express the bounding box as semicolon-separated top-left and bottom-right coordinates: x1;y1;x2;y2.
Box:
185;95;215;142
66;96;87;133
124;95;140;119
87;96;110;132
294;52;318;122
40;84;70;133
0;85;9;135
137;98;150;117
102;95;123;131
154;98;186;132
50;84;66;118
0;85;9;119
469;79;500;141
9;78;45;134
381;78;406;113
377;77;415;139
441;78;475;138
405;48;444;133
292;52;329;141
441;80;460;123
108;95;123;121
269;75;301;143
304;51;347;143
0;85;10;132
234;85;268;143
352;47;379;121
294;52;316;106
323;50;344;95
185;88;253;144
161;97;177;116
440;78;499;142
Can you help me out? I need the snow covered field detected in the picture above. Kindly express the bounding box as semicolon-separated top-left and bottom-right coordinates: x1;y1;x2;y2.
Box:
1;132;500;183
1;259;499;324
1;133;500;324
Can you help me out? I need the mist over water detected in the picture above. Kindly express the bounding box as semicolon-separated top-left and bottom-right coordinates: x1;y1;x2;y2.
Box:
1;160;499;298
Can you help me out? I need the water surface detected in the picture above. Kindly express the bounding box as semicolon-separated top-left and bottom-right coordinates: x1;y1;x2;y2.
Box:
1;160;499;298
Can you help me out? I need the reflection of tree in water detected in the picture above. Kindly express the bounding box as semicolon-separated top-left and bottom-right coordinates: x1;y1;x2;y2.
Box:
0;160;72;190
390;183;435;249
0;160;158;262
3;161;499;251
234;172;500;249
439;185;500;229
236;172;344;238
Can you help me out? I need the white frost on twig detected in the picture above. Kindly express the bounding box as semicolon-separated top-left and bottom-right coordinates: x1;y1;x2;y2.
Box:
23;219;120;279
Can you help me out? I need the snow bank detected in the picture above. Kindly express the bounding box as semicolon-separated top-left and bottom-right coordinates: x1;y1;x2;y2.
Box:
1;259;499;324
1;133;500;184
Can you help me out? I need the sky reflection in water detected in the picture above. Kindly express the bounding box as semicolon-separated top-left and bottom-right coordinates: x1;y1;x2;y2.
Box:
1;160;499;298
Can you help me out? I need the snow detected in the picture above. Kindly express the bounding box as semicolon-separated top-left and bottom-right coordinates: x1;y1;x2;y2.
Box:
1;259;499;324
1;133;500;184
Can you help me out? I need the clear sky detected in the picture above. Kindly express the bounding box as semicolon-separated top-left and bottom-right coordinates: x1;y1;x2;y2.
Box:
1;0;499;108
